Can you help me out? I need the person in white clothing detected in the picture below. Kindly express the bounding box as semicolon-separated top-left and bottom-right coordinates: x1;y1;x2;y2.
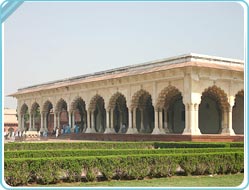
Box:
55;127;59;138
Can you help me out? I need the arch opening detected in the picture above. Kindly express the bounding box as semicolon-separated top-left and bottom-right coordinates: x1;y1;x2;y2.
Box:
71;97;87;133
232;90;244;134
20;104;29;131
167;95;185;133
30;102;41;131
156;86;185;134
42;101;53;133
90;95;106;133
109;93;128;133
199;86;228;134
132;90;154;133
56;99;69;133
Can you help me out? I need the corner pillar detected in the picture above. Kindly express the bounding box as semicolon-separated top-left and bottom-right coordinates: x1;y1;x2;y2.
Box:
17;112;22;131
152;109;164;134
72;112;75;127
104;109;115;133
183;103;201;135
68;111;72;128
140;108;145;132
126;108;138;134
57;112;61;129
21;115;25;131
28;112;32;131
163;109;170;133
53;112;57;130
221;107;235;135
40;112;44;132
44;112;47;130
85;111;96;133
32;114;35;130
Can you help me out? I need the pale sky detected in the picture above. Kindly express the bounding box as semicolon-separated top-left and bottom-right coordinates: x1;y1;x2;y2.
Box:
4;1;245;109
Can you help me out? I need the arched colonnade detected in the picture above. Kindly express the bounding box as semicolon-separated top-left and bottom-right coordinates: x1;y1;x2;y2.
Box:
18;85;244;135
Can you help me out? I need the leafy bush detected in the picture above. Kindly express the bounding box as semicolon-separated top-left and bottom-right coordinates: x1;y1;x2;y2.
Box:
4;142;154;151
4;159;31;186
154;142;231;149
4;152;244;186
5;142;243;151
31;159;61;184
229;142;244;148
5;148;243;159
179;152;244;175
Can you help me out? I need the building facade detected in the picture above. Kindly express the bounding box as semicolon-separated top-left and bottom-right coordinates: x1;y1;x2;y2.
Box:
4;108;18;137
11;54;244;137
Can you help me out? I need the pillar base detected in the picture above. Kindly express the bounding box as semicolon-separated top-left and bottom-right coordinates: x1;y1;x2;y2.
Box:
85;127;96;133
126;127;138;134
182;128;201;135
194;129;202;135
104;127;116;134
221;128;235;136
139;127;146;133
118;126;126;133
152;127;165;134
192;128;201;135
118;128;122;133
28;128;37;131
164;127;171;134
182;128;192;135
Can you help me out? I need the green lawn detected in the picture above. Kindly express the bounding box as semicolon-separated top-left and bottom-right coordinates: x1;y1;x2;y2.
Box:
28;173;244;187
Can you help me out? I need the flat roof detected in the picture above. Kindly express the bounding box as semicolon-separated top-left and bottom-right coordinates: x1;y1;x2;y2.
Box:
11;53;244;96
4;109;18;124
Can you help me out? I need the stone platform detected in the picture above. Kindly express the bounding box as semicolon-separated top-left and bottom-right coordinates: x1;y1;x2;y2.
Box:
45;133;244;142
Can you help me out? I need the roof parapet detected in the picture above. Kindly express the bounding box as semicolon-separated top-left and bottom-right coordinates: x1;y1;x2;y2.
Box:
16;53;244;92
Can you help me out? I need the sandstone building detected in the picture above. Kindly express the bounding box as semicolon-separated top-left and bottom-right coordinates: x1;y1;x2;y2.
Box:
10;53;244;139
4;108;18;136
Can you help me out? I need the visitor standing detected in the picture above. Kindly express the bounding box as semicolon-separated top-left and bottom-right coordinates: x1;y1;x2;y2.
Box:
55;127;59;138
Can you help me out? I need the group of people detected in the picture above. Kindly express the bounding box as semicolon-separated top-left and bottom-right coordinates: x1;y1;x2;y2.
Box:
54;124;80;138
4;124;81;141
39;128;48;137
4;130;24;140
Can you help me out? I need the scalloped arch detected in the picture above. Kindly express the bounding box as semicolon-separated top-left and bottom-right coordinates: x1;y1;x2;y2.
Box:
70;96;86;111
42;100;53;113
20;103;28;115
201;85;229;111
156;85;182;109
130;89;152;109
88;94;105;111
108;92;127;111
55;98;67;112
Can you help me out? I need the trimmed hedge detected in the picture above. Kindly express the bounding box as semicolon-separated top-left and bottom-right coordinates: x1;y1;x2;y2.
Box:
4;142;154;151
5;148;243;159
4;142;244;151
4;152;243;186
154;142;244;149
230;142;244;148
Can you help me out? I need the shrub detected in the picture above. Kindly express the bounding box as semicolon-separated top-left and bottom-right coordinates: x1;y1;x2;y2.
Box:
4;152;244;186
4;142;155;151
178;152;244;176
229;142;244;148
4;159;31;186
5;142;243;151
29;158;61;185
61;158;82;182
5;148;243;159
148;155;178;178
154;142;231;149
